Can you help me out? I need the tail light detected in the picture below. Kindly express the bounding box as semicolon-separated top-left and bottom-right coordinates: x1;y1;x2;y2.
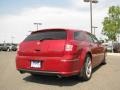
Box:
65;44;73;51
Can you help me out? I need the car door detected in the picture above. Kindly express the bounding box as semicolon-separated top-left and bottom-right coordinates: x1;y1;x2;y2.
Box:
90;34;104;66
86;33;100;68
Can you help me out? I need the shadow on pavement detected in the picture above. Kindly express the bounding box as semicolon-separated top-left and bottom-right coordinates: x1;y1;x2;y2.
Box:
93;62;107;73
23;75;85;86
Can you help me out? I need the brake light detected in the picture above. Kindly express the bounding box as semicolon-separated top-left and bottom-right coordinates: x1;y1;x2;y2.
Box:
65;44;73;51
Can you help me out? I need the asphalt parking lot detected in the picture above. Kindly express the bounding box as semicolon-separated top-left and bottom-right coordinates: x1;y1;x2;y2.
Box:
0;52;120;90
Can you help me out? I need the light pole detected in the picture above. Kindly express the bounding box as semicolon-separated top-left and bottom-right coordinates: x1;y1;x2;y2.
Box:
34;23;42;31
84;0;98;34
92;26;98;35
11;36;15;44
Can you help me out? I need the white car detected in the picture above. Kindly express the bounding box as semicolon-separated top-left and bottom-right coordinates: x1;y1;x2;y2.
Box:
102;42;113;52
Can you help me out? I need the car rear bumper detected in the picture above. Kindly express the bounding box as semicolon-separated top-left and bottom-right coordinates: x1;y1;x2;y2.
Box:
16;55;81;77
18;69;79;77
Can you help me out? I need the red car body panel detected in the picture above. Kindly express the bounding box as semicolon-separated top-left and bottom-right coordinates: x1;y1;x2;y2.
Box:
16;28;106;77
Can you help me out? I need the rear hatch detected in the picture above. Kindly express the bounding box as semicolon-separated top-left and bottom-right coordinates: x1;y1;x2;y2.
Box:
18;29;67;57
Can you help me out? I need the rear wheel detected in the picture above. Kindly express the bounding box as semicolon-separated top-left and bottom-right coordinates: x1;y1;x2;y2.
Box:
80;55;92;81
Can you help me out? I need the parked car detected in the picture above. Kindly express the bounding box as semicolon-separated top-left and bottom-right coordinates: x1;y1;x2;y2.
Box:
16;28;106;81
102;41;120;53
1;44;10;51
0;44;4;51
1;43;17;51
113;42;120;53
11;44;17;51
102;42;113;52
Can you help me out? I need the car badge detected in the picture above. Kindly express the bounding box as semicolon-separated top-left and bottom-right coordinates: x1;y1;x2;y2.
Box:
37;42;40;45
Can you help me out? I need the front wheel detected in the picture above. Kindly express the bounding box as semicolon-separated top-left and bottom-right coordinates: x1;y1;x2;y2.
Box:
80;55;92;81
102;53;107;65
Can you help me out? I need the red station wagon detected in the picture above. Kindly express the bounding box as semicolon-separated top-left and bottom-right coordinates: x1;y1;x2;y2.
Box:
16;28;106;81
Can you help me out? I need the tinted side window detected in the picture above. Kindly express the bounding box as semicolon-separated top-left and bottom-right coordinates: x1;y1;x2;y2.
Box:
24;30;67;41
89;34;99;43
74;31;87;41
86;34;94;43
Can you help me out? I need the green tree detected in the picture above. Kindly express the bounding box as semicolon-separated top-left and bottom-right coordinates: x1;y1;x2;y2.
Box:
102;6;120;41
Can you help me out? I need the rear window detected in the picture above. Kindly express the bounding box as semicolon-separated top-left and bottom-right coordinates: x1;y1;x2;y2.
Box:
24;30;67;41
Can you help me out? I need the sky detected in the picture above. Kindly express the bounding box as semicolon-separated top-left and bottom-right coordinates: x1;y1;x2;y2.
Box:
0;0;120;43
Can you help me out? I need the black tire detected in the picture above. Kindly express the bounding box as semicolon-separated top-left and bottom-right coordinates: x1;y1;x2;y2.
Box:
102;53;107;65
7;48;10;52
80;55;92;81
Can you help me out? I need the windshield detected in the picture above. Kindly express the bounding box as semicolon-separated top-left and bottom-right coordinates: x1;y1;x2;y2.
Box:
24;30;67;41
